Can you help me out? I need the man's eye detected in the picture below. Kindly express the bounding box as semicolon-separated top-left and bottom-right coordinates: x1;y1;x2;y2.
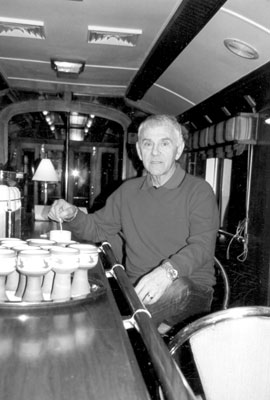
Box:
143;142;151;147
161;140;170;146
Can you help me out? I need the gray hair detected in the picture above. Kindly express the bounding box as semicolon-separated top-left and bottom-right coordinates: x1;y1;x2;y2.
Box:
137;114;184;144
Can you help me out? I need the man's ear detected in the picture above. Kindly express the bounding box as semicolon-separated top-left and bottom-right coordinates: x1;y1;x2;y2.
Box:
175;140;185;160
136;142;143;161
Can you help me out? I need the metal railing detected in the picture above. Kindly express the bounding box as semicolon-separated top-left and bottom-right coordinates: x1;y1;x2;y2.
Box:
100;241;197;400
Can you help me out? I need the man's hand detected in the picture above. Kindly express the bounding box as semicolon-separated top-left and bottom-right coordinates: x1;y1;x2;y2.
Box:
135;265;172;305
48;199;77;222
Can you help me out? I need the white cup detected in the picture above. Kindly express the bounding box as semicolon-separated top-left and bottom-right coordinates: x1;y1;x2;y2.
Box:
49;230;71;243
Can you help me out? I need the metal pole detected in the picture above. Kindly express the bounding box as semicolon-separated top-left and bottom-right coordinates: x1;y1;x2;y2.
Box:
64;116;69;201
100;242;197;400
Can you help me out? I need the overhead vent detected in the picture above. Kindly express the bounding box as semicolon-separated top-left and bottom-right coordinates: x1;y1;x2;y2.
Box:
0;17;45;39
87;25;142;47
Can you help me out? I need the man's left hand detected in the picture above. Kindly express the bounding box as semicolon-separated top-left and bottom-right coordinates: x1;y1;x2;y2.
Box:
135;265;172;305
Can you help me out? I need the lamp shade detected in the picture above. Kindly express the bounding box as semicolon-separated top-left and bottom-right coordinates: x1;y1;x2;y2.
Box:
32;159;59;182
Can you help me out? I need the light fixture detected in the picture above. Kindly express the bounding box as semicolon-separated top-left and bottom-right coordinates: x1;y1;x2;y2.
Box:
221;106;231;117
32;158;59;205
69;128;84;141
0;17;45;39
69;112;87;126
51;59;85;78
224;38;259;59
88;25;142;47
72;169;80;177
86;118;92;128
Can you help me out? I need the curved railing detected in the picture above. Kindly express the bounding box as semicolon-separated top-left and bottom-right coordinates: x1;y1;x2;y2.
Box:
100;242;197;400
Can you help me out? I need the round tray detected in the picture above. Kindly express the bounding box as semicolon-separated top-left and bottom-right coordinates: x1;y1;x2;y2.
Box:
0;278;106;309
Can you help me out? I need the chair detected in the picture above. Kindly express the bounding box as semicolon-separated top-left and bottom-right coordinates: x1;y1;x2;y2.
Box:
212;256;230;311
168;306;270;400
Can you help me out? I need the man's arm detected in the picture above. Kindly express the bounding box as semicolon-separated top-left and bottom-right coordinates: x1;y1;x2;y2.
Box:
136;181;219;304
49;189;123;243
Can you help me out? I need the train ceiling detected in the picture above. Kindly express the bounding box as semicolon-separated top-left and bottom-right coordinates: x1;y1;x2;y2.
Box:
1;0;270;136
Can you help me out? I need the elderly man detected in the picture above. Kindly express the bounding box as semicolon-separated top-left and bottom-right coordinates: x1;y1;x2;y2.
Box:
48;115;219;332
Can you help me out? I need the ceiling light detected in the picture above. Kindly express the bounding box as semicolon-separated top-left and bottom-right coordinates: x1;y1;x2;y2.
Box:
224;38;259;59
69;113;87;126
221;106;231;116
204;115;213;124
86;119;92;128
69;128;84;141
51;59;85;78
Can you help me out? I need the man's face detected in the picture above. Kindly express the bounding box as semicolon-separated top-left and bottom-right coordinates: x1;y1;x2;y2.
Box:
136;124;184;180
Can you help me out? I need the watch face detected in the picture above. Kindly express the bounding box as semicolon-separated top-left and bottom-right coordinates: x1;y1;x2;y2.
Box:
162;263;178;281
170;268;178;280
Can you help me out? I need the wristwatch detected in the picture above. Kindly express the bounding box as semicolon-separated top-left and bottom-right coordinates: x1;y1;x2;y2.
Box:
161;262;179;281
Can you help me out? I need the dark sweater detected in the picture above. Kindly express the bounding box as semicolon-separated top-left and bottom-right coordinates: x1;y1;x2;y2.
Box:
67;165;220;287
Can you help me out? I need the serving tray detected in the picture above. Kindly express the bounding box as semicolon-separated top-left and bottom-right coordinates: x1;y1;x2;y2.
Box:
0;277;106;309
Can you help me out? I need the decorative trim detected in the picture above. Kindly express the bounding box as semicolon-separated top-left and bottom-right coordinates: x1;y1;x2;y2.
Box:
88;25;142;47
0;17;45;39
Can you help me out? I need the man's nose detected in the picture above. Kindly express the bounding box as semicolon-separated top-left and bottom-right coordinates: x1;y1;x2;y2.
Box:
151;144;160;155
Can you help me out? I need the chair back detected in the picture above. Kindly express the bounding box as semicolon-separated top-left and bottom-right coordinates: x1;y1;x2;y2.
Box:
212;256;230;311
169;306;270;400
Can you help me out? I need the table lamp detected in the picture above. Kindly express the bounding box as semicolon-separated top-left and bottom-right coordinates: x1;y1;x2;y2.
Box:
32;158;59;205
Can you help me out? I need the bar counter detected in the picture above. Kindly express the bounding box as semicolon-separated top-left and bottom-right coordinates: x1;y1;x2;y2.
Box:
0;217;151;400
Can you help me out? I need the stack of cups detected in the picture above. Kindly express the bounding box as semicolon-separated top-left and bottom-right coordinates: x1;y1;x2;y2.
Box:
0;248;17;301
0;235;100;303
16;249;52;302
69;244;99;297
50;247;80;301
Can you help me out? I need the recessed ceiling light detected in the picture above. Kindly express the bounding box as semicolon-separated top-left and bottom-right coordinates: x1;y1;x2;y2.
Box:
51;59;85;77
224;38;259;59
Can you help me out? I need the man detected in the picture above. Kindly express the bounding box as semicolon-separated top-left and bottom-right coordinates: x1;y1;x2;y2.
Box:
48;115;219;332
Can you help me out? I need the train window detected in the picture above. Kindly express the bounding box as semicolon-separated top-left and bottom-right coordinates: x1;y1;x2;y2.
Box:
187;150;248;235
205;152;248;234
225;151;248;234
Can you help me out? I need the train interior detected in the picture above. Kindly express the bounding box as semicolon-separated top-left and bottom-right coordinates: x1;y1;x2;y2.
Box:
1;0;270;398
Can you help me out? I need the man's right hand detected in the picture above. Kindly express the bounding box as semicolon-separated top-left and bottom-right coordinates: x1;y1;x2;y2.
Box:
48;199;77;222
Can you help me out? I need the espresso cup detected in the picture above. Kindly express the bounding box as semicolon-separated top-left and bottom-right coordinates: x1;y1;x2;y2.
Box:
49;230;71;243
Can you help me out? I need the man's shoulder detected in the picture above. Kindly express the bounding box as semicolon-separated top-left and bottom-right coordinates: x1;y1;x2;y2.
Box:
118;176;145;191
184;171;206;184
183;172;215;193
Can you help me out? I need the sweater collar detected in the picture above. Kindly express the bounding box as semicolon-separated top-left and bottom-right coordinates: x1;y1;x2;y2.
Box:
140;163;185;190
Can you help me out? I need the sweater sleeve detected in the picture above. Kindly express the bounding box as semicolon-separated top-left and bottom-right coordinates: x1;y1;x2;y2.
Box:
167;181;220;277
63;188;122;243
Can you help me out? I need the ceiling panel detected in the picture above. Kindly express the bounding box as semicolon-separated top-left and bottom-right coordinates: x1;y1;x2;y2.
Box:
146;4;270;116
0;0;270;137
